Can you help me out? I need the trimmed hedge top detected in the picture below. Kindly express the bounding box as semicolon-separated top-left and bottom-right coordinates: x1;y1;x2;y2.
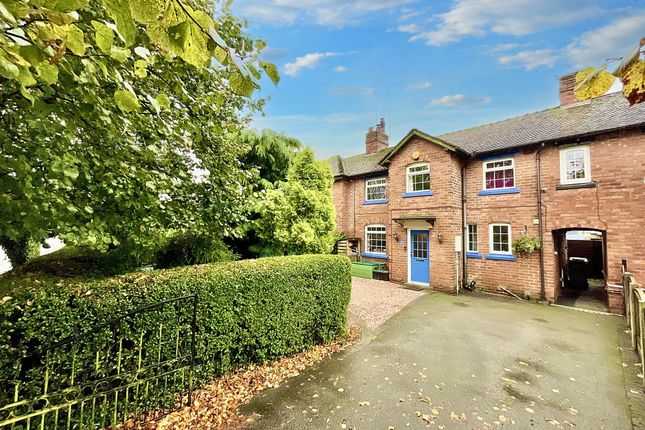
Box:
0;254;352;404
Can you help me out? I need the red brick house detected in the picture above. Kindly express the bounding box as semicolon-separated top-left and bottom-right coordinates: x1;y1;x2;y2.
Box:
330;75;645;314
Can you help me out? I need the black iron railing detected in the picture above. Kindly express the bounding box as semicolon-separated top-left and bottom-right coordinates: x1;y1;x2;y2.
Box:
0;294;198;429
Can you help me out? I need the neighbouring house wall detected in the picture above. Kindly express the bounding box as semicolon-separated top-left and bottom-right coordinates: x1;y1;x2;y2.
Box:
464;147;543;299
332;180;344;232
333;175;389;258
540;129;645;303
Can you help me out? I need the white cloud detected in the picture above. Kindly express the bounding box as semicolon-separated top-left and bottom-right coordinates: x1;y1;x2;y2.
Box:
429;94;491;107
284;52;340;76
490;43;519;53
334;65;348;73
498;49;558;70
238;0;416;27
407;80;432;90
564;12;645;67
399;7;422;22
398;23;421;33
406;0;604;46
328;86;374;95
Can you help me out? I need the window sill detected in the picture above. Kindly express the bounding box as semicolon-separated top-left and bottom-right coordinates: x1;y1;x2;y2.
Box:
402;190;434;198
555;182;596;190
466;252;483;259
478;187;520;196
361;252;388;260
486;253;516;261
362;199;388;205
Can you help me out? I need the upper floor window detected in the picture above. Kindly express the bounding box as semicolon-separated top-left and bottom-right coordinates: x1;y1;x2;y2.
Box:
365;177;387;201
560;146;591;184
483;158;515;190
467;224;478;252
365;225;387;255
406;163;430;192
489;223;512;255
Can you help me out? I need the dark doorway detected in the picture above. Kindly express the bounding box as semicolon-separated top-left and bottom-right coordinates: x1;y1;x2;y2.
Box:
554;229;608;312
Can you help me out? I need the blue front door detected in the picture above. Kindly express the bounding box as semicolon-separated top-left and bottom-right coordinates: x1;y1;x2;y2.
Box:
410;230;430;284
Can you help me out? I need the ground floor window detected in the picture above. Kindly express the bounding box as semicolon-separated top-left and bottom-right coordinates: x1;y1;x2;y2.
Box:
365;225;387;254
467;224;478;252
489;224;511;254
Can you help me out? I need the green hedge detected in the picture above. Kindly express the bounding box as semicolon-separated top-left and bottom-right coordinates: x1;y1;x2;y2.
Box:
0;254;351;406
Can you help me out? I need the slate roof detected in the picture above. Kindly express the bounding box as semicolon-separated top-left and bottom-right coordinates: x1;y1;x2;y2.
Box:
439;92;645;155
330;147;392;178
330;92;645;178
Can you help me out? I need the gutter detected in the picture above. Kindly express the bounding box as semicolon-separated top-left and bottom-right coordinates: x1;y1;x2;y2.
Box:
536;143;546;302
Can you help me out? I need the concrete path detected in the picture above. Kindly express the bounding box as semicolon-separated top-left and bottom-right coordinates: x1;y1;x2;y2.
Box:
241;292;631;429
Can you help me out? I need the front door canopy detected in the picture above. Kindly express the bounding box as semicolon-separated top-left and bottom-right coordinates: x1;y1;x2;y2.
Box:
393;215;436;228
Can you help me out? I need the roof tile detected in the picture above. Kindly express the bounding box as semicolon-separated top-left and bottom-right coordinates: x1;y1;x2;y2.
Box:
439;92;645;154
330;92;645;177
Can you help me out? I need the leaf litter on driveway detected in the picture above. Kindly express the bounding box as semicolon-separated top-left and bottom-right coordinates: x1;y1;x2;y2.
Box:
134;326;360;430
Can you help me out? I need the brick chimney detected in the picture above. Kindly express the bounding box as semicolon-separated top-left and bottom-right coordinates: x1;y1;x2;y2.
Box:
365;118;389;154
559;72;578;105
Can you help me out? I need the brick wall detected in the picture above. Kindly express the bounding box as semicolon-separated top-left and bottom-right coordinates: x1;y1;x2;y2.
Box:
559;72;578;106
540;129;645;301
386;137;462;290
464;147;543;299
332;180;346;232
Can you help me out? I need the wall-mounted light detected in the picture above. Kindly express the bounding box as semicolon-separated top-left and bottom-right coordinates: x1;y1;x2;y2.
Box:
393;232;400;242
437;233;443;244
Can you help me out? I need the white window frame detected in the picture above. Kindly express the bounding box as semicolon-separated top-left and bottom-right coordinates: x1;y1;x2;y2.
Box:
406;163;430;193
365;177;387;201
482;157;516;190
365;225;387;255
467;224;478;253
489;223;512;255
560;145;591;185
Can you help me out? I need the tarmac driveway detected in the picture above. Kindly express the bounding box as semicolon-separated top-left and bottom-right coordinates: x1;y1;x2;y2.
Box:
241;292;632;429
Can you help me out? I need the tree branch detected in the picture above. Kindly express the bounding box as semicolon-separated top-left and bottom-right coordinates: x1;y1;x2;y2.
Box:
5;31;34;45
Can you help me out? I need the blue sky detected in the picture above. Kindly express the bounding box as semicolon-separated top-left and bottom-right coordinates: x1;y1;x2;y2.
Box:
231;0;645;158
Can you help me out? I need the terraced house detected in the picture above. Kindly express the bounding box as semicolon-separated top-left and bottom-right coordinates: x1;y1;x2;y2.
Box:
330;74;645;314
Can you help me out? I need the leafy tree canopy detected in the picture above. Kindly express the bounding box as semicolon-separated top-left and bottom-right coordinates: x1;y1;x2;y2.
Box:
575;37;645;105
0;0;279;266
235;129;301;189
253;148;336;256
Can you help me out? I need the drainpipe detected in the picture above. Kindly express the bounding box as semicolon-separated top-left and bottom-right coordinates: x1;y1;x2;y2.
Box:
536;143;546;302
461;164;468;289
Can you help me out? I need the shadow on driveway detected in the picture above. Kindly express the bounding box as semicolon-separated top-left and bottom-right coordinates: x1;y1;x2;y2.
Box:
241;292;631;429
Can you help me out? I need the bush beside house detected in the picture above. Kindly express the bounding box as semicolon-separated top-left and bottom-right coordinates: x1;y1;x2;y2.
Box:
0;254;352;404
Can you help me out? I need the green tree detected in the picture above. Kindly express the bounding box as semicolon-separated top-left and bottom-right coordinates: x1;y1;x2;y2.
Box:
236;129;302;188
0;1;279;266
253;148;336;256
225;129;302;258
